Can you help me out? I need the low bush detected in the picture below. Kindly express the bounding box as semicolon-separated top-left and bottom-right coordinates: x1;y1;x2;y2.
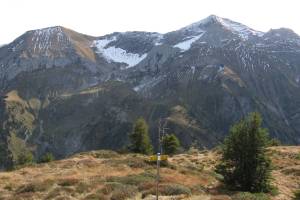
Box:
84;193;109;200
100;182;138;200
106;171;156;185
40;153;55;163
281;168;300;176
75;181;91;193
16;184;36;193
17;151;34;166
142;183;191;197
160;184;191;196
268;138;281;146
45;187;76;199
57;178;80;186
103;157;149;168
232;192;270;200
4;184;13;191
111;185;138;200
91;150;120;159
101;182;124;195
294;190;300;200
16;179;55;194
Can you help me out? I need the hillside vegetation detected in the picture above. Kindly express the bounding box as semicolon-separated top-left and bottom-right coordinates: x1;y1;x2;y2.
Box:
0;146;299;200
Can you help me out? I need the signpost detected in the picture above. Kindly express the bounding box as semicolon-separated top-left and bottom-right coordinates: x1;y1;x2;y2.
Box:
156;153;160;200
154;118;169;200
149;155;168;161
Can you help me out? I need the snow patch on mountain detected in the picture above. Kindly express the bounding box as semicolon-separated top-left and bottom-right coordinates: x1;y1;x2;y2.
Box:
174;32;205;51
31;26;69;54
93;37;147;68
216;17;264;39
184;15;264;39
153;34;164;46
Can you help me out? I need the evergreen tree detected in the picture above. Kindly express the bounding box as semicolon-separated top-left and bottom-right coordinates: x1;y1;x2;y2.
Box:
129;118;153;155
216;112;272;192
162;134;180;155
40;152;55;163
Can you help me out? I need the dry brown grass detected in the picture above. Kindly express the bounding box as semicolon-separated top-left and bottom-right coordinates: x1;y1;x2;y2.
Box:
0;147;298;199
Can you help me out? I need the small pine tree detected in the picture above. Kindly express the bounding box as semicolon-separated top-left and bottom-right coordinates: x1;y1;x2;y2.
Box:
18;151;34;165
162;134;180;155
129;118;153;155
40;152;55;163
268;138;281;146
216;112;272;192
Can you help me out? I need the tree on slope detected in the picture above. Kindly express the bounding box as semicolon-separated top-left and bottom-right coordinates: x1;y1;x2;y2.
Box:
129;118;153;155
216;112;272;192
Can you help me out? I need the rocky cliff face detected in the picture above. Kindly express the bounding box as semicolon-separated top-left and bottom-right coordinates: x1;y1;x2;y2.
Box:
1;15;300;168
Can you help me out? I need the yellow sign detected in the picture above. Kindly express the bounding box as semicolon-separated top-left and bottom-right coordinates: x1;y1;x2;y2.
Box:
149;155;168;161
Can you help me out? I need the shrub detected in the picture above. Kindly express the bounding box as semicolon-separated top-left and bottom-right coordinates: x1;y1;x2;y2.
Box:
294;190;300;200
161;184;191;196
92;150;119;159
18;151;34;166
16;184;36;193
142;183;191;197
232;192;270;200
126;157;148;168
75;182;91;193
84;193;109;200
111;185;138;200
268;138;281;146
106;171;156;186
40;152;55;163
57;178;80;186
101;182;138;200
4;184;13;191
16;179;55;193
101;182;123;195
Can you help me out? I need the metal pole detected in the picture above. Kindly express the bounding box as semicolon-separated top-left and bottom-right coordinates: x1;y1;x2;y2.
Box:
161;120;169;155
156;152;160;200
156;118;162;200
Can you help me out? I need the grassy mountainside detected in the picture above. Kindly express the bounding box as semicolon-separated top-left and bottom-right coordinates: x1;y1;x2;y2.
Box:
0;146;298;200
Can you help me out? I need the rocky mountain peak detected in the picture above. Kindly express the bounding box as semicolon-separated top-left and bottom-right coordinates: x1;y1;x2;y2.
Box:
182;15;264;40
264;28;300;40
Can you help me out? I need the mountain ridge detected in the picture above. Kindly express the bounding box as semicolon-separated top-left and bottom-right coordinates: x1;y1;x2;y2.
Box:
0;15;300;169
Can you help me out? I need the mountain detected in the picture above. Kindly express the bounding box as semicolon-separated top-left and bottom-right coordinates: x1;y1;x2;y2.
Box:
1;15;300;168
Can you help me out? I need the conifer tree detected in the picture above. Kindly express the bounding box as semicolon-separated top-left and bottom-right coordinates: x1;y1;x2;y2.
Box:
129;118;153;155
162;134;180;155
216;112;272;192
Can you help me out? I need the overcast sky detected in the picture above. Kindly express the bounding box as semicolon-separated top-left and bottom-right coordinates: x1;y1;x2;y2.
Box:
0;0;299;44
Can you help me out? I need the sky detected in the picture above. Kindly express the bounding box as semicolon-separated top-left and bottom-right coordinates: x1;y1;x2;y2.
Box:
0;0;299;44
